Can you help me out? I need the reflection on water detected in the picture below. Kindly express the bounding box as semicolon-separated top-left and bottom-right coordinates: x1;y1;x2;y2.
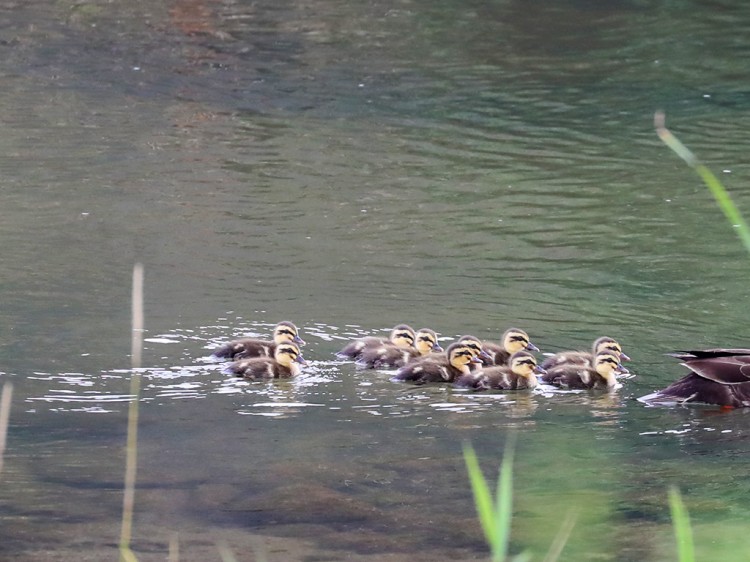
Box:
3;0;750;560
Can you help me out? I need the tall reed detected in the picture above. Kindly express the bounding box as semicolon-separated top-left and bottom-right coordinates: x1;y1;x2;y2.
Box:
0;382;13;475
655;111;750;254
462;438;575;562
120;262;144;562
668;486;695;562
462;440;515;562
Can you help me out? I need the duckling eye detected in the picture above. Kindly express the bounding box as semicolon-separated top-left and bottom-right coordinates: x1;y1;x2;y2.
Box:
396;332;414;341
418;336;433;343
278;329;295;336
511;336;528;343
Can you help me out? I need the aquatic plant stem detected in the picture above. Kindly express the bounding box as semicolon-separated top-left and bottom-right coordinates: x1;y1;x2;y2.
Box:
655;111;750;255
542;509;577;562
0;383;13;475
463;435;517;562
120;263;144;562
217;540;240;562
668;486;695;562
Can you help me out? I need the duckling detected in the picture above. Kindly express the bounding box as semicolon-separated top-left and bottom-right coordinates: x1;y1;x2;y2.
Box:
457;335;493;365
212;321;305;361
394;342;482;384
357;328;443;369
400;335;488;372
455;351;547;390
542;351;628;390
540;337;631;370
638;348;750;408
337;324;416;360
226;342;306;379
481;328;540;366
339;324;417;360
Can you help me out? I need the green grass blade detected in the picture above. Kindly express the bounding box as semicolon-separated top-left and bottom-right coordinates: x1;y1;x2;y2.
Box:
493;437;516;562
655;111;750;255
542;509;577;562
668;486;695;562
462;443;498;555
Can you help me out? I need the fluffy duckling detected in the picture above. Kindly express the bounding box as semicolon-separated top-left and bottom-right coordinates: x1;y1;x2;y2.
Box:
394;342;481;384
455;351;547;390
542;351;628;390
212;321;305;361
337;324;415;360
639;348;750;408
481;328;540;366
226;342;306;379
356;328;443;369
457;335;493;364
540;336;631;370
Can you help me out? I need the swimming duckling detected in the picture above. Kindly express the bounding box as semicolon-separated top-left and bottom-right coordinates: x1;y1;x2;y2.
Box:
337;324;416;360
638;348;750;408
226;342;306;379
457;335;493;365
212;321;305;361
394;342;481;384
357;328;443;369
455;351;547;390
400;335;488;372
540;337;631;370
481;328;540;366
542;351;628;390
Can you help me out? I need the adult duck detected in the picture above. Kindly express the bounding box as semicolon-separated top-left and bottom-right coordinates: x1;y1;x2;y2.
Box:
639;348;750;407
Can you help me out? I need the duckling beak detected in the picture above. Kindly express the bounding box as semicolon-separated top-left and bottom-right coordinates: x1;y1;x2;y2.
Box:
525;342;540;352
471;356;483;364
619;352;631;361
432;342;444;352
294;336;306;346
295;354;307;365
479;349;492;360
615;364;629;376
533;365;547;375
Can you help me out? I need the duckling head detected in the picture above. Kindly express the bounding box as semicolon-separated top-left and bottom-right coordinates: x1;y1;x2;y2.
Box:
415;328;443;355
502;328;539;353
273;321;306;346
447;342;483;375
509;350;546;379
274;342;307;368
593;337;630;361
389;324;416;349
457;335;492;361
593;351;627;388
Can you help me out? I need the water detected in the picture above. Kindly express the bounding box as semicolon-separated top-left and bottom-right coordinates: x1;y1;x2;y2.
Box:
3;0;750;560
